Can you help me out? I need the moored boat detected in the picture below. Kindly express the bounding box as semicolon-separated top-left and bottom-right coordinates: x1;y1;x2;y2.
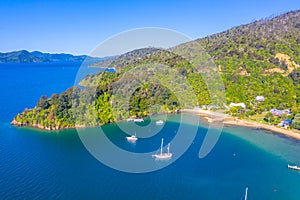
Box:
126;118;144;122
133;118;144;122
126;134;138;142
156;120;164;125
288;164;300;171
152;138;172;160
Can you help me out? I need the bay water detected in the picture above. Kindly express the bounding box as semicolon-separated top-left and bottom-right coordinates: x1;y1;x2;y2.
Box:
0;63;300;199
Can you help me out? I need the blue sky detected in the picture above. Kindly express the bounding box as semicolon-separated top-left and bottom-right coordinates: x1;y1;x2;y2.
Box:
1;0;299;55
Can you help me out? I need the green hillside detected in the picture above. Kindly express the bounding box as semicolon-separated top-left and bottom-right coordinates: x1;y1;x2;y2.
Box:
12;10;300;130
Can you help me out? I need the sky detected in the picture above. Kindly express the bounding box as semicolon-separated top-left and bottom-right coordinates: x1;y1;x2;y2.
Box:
0;0;300;55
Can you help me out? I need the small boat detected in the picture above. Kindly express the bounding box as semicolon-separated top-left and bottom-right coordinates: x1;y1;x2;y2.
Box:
126;118;144;122
126;134;138;142
156;120;164;125
133;118;144;122
288;164;300;171
152;138;172;160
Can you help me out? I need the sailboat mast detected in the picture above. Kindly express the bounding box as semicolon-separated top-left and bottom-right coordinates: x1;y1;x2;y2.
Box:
244;187;248;200
160;138;163;155
167;143;170;154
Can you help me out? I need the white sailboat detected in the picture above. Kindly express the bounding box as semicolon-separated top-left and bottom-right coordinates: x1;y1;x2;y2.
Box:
126;133;138;143
152;138;172;160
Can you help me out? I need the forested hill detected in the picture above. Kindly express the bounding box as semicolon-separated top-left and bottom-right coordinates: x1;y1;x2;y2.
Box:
197;10;300;73
12;10;300;130
195;10;300;109
90;48;162;69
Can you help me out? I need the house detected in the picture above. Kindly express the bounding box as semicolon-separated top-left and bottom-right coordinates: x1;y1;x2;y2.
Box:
270;109;291;116
255;96;265;102
284;119;292;126
229;103;246;109
278;119;292;127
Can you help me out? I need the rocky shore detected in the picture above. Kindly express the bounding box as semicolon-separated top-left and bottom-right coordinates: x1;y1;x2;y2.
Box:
11;109;300;141
10;119;77;131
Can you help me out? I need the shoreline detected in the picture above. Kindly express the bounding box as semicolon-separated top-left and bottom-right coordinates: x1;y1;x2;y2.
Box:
10;119;90;131
183;108;300;141
10;110;174;131
11;109;300;141
224;118;300;141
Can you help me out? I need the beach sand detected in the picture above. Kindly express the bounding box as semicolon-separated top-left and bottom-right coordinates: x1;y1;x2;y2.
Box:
182;109;300;141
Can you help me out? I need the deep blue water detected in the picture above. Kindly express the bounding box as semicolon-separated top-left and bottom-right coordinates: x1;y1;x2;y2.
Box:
0;63;300;199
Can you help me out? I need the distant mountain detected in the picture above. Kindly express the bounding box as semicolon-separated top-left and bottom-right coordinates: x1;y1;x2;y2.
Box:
0;50;46;63
0;50;99;63
31;51;88;62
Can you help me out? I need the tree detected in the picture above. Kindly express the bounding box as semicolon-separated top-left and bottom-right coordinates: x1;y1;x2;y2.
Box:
264;112;274;124
293;114;300;130
37;95;50;109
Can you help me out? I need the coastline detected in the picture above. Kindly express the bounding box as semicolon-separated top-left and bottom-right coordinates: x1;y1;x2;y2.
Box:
10;119;86;131
224;118;300;141
10;110;174;131
11;109;300;141
182;108;300;141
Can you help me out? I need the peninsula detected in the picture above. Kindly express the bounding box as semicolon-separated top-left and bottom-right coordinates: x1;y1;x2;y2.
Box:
12;10;300;139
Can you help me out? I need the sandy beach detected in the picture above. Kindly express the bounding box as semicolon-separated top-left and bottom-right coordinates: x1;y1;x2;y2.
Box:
182;109;300;141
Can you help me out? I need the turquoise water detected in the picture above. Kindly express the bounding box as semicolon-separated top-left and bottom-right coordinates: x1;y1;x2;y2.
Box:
1;63;300;199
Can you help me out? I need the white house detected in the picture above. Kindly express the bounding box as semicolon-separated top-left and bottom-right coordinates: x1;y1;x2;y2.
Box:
255;96;265;102
270;108;291;116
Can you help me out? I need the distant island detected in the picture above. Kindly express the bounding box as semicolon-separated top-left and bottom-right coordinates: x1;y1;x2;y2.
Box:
11;10;300;136
0;50;100;63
